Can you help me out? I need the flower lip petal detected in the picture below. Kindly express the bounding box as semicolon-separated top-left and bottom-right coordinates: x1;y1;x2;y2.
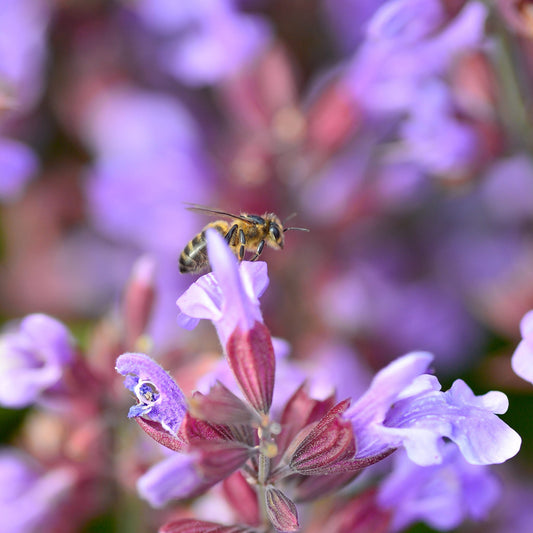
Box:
116;352;187;435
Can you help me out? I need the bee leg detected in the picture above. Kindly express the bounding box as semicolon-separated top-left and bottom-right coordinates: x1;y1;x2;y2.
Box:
250;240;265;261
225;224;238;244
238;229;246;261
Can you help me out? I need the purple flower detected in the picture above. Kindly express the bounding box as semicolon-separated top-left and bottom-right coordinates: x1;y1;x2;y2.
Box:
131;0;272;86
83;86;211;255
115;352;188;435
0;449;74;533
346;352;521;465
0;138;38;202
177;230;268;346
137;453;205;508
511;310;533;384
378;443;501;531
346;1;488;114
0;0;50;111
0;314;75;408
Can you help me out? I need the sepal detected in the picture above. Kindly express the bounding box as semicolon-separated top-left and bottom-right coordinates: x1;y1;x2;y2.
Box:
265;486;299;532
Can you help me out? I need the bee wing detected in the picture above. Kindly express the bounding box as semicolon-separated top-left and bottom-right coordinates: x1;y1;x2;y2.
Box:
184;203;253;224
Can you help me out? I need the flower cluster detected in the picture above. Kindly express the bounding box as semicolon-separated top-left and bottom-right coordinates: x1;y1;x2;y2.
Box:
116;232;520;532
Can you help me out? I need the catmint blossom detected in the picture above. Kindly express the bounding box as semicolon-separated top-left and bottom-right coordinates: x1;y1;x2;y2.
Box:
0;314;75;408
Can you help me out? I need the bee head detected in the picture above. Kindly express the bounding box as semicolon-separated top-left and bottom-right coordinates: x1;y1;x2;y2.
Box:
268;222;284;249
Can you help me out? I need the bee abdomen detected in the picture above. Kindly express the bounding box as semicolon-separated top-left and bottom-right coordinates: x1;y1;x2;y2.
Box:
179;233;208;274
179;222;228;274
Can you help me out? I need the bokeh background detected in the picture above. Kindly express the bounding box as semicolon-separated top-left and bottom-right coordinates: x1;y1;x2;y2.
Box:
2;0;533;531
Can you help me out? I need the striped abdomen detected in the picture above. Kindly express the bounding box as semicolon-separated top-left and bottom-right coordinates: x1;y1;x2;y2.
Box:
179;221;228;274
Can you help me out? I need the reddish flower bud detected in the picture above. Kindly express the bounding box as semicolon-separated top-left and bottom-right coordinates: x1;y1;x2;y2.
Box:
265;486;299;532
226;321;275;415
189;382;260;426
222;471;261;526
283;400;356;476
122;255;156;347
159;519;259;533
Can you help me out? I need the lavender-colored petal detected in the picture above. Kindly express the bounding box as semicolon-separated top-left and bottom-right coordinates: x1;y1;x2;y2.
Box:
367;0;444;44
137;454;205;508
177;230;267;347
116;352;187;435
0;314;75;408
512;339;533;385
345;352;433;458
382;378;521;465
378;444;501;531
0;138;38;202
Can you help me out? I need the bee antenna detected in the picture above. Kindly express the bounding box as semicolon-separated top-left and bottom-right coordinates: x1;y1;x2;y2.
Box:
283;226;310;232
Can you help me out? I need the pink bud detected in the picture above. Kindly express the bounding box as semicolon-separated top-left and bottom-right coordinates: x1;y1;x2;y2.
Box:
189;382;259;426
265;486;299;532
159;518;256;533
122;255;156;347
284;400;356;475
222;471;261;527
226;321;275;415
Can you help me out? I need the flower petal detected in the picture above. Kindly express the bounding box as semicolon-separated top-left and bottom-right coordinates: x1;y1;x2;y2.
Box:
116;352;187;435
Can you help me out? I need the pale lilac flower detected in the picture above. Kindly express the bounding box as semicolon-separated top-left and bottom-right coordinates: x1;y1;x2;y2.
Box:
399;81;479;176
83;86;211;254
177;229;269;346
481;155;533;224
130;0;272;86
0;314;75;408
346;1;488;114
0;0;50;111
511;310;533;384
0;138;38;202
346;353;521;465
378;443;501;531
0;449;74;533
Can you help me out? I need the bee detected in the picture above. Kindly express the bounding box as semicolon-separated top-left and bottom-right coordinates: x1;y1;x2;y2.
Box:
179;205;308;274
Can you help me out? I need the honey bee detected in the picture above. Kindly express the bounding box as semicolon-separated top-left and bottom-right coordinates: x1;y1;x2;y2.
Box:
179;205;308;274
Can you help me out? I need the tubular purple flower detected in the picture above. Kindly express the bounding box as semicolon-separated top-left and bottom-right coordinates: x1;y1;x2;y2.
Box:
115;352;188;435
137;454;207;508
378;444;501;531
511;309;533;384
177;229;269;347
0;314;75;408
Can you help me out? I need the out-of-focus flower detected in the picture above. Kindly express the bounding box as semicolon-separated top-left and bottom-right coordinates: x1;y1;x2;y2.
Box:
0;449;74;533
0;314;75;408
0;0;50;111
512;309;533;384
130;0;272;86
0;138;38;202
378;443;501;531
346;1;488;114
